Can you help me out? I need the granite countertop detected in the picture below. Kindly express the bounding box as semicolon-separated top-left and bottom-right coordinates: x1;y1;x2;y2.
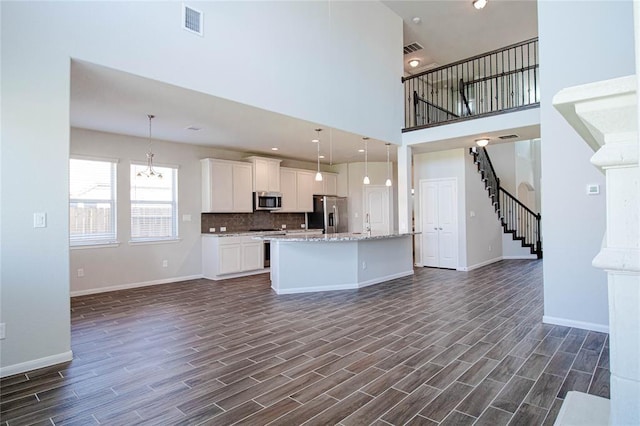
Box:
253;231;416;242
202;229;323;237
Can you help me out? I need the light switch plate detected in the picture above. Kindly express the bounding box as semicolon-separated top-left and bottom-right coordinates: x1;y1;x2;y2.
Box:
0;323;5;340
220;226;226;232
33;212;47;228
209;227;216;232
587;184;600;195
182;214;192;222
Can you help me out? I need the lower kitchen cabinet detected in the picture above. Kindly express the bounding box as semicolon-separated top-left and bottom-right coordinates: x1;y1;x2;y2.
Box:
202;235;266;280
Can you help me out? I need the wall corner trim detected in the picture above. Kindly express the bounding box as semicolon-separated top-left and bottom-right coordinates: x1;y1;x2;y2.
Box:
542;315;609;334
1;351;73;378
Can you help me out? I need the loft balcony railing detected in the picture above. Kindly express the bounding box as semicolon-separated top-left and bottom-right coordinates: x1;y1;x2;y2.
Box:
402;38;539;131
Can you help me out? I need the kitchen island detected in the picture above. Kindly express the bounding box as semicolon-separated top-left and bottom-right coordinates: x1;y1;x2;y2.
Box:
257;232;415;294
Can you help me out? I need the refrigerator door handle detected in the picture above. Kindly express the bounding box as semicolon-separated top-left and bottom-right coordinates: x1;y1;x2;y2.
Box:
333;205;338;231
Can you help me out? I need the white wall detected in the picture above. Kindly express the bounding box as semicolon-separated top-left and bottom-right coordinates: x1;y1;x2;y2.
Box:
486;143;517;194
538;0;635;331
70;129;205;294
1;1;402;375
464;153;504;269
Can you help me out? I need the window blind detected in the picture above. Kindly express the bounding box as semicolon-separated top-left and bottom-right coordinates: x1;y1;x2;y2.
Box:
69;158;117;245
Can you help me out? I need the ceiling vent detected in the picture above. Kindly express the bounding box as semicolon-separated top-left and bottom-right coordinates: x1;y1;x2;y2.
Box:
403;42;423;55
183;5;203;36
498;134;519;140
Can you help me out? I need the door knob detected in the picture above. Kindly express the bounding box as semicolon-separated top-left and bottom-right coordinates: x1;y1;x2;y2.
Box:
434;227;438;230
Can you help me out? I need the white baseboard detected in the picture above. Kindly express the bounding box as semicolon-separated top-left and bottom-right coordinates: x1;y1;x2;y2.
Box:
457;256;503;272
204;269;269;281
273;270;414;295
543;315;609;334
502;254;538;260
70;275;203;297
0;350;73;378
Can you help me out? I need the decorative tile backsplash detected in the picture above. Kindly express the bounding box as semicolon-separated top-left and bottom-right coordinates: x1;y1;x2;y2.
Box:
201;211;307;233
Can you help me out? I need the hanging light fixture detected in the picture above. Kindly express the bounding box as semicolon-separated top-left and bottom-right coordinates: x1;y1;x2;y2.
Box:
363;137;370;185
314;128;323;182
385;143;392;187
137;114;163;178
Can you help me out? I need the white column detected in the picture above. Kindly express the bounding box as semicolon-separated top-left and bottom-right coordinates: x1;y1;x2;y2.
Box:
397;143;412;234
554;75;640;425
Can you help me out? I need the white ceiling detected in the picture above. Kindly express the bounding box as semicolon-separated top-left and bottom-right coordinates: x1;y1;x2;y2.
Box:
70;1;539;164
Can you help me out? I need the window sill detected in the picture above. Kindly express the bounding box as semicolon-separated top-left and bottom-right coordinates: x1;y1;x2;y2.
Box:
70;242;121;250
128;238;182;246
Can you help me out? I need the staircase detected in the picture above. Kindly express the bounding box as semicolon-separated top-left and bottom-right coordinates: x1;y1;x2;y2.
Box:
470;146;543;259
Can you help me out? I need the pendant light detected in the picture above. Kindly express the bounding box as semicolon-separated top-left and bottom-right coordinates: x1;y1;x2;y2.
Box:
385;143;392;187
363;137;370;185
314;128;323;182
137;114;163;179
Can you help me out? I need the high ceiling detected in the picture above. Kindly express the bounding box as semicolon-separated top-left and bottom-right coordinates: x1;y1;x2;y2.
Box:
70;1;538;164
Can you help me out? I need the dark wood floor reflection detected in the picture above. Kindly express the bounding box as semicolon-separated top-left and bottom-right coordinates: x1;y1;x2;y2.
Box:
1;260;610;425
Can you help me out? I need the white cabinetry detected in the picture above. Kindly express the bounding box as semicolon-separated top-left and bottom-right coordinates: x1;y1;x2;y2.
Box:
247;156;282;192
202;235;265;280
201;159;253;213
312;172;338;196
279;167;314;212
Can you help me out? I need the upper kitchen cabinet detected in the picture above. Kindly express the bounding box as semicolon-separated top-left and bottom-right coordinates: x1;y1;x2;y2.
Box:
279;167;314;213
247;156;282;193
312;172;338;196
201;158;253;213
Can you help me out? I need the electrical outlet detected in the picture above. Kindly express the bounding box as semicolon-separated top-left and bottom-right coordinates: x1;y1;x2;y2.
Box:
182;214;192;222
488;244;492;252
281;224;287;229
220;226;226;232
162;260;168;268
0;323;5;340
209;227;216;232
77;268;84;277
301;224;306;228
362;261;367;270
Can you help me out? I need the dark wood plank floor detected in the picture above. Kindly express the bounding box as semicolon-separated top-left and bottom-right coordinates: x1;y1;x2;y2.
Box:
1;260;610;425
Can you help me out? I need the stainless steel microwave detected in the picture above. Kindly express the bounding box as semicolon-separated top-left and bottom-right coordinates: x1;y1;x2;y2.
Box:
254;192;282;211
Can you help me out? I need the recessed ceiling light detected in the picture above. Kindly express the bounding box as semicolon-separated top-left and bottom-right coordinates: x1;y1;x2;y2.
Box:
271;147;279;151
408;59;421;68
358;149;365;153
319;155;325;159
185;125;202;131
473;0;487;9
475;138;490;147
412;16;421;24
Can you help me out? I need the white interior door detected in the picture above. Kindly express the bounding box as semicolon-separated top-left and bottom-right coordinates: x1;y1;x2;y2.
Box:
364;185;390;233
420;178;458;269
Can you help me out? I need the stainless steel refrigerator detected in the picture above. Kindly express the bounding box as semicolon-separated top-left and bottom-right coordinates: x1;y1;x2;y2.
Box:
308;195;348;234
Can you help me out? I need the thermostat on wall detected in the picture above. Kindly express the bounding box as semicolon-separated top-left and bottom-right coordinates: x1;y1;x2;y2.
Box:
586;184;600;195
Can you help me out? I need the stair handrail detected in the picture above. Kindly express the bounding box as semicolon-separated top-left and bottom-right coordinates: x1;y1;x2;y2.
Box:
470;147;543;258
498;187;539;217
413;91;460;118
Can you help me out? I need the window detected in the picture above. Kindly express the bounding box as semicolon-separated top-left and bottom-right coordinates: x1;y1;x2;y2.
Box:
130;164;178;242
69;158;117;246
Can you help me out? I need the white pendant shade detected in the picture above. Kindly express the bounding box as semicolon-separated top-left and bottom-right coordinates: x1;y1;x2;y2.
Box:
363;175;370;185
315;171;323;181
385;178;392;187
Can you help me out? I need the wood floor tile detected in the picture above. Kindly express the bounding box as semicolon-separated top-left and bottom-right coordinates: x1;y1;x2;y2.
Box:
474;406;513;426
418;381;473;422
508;403;548;425
304;391;373;426
440;410;476;426
382;384;440;425
0;260;609;426
491;375;535;413
456;378;504;417
524;373;564;409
